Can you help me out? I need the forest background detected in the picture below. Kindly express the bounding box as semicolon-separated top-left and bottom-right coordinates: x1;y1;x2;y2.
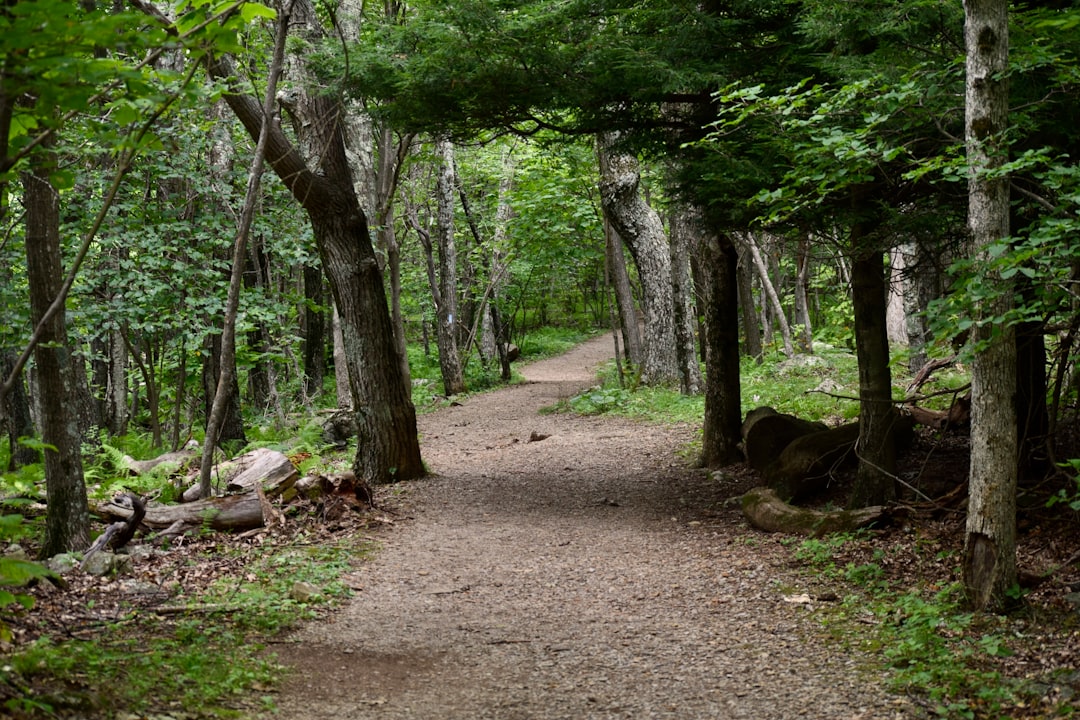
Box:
1;0;1080;716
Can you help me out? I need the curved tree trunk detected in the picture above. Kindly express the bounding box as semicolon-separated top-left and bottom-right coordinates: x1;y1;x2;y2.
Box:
597;133;678;386
963;0;1018;612
210;0;422;485
735;245;763;362
743;232;794;358
23;149;90;556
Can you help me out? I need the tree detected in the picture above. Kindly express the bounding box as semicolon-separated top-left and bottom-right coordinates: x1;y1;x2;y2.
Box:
962;0;1018;612
597;133;679;386
22;148;91;556
204;0;424;484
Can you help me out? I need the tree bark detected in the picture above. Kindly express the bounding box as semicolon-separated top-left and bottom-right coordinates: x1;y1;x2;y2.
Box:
699;231;743;467
597;133;679;386
301;262;327;399
201;332;247;447
2;350;38;469
604;220;643;368
735;244;763;362
848;229;897;509
432;137;466;395
963;0;1018;612
23;149;91;556
209;0;422;484
793;233;813;353
669;205;705;395
743;233;794;357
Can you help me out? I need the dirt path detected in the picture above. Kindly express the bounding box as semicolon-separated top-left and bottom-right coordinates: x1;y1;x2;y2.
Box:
266;335;907;719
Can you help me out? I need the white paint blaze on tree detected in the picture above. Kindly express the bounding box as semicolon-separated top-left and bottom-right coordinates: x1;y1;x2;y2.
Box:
963;0;1019;612
597;133;679;386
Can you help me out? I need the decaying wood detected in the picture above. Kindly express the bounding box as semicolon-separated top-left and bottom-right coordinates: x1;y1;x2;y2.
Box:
903;393;971;431
179;447;298;502
906;356;957;395
741;486;893;537
763;422;860;501
741;406;828;473
97;493;265;531
124;447;200;475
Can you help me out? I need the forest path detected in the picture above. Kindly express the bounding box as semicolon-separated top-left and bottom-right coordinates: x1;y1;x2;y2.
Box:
265;335;905;719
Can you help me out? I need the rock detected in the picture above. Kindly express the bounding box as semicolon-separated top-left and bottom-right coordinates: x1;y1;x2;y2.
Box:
4;543;29;561
47;553;79;574
322;409;358;449
777;353;828;373
82;551;134;577
290;581;323;603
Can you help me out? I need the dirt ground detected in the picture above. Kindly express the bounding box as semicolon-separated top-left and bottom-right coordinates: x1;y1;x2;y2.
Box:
264;334;912;719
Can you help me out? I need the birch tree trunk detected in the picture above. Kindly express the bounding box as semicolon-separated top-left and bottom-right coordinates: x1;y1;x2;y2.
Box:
963;0;1018;612
793;233;813;353
597;133;678;386
743;233;794;357
23;148;90;555
433;137;466;395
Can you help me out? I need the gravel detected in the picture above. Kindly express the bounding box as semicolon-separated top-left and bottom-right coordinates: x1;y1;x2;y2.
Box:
264;335;913;719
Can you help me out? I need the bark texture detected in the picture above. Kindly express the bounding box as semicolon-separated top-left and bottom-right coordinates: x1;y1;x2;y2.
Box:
433;137;465;395
698;232;743;467
23;152;90;556
849;248;897;508
597;133;679;386
211;0;422;484
669;206;705;395
604;220;643;368
963;0;1018;612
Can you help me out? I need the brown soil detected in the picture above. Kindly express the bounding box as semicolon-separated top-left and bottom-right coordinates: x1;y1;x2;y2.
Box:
264;335;911;719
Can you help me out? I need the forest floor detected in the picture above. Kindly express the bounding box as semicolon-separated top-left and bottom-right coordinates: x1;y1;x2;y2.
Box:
7;334;1079;718
262;334;913;719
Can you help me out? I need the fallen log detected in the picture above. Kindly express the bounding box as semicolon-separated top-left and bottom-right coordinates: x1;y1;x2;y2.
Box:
180;447;298;502
741;486;893;537
97;493;266;532
741;406;827;473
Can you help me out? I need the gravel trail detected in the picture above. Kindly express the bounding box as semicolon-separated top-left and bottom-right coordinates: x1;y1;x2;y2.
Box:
265;335;908;719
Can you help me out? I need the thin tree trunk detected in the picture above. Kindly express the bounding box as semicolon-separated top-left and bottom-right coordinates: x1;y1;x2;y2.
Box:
433;137;466;395
2;350;38;469
375;126;414;390
793;233;813;352
669;206;705;395
963;0;1018;612
605;219;643;368
744;233;794;357
597;133;678;385
735;245;763;362
332;305;351;408
23;148;90;556
302;263;327;399
199;3;289;498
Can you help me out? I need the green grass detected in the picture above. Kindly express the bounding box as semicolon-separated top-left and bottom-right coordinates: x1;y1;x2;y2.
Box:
1;533;372;718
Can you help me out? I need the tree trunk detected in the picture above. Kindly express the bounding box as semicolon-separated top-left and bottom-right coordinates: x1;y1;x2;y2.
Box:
744;233;794;357
23;150;90;556
963;0;1018;612
244;237;273;413
793;233;813;353
2;350;38;469
605;219;643;368
433;137;466;395
699;231;743;467
302;262;327;400
735;244;763;362
202;332;247;448
210;0;422;484
597;133;678;386
331;305;351;408
375;126;414;390
848;244;897;508
669;206;705;395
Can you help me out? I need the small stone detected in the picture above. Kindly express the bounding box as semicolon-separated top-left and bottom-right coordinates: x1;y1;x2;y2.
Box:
47;553;79;574
291;581;323;603
4;543;29;561
82;551;134;577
